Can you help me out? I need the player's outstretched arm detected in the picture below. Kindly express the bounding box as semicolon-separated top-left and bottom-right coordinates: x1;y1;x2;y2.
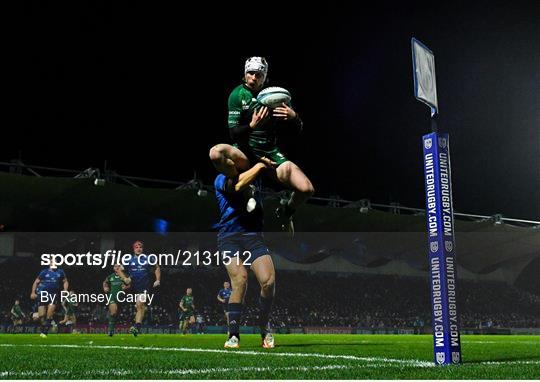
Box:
103;278;110;293
63;277;69;291
233;158;276;192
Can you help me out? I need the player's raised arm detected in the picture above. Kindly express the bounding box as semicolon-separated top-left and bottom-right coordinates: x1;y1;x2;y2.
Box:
232;158;275;192
116;266;131;285
103;277;110;293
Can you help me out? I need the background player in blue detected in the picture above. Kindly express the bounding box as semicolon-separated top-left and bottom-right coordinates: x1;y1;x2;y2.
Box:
214;159;276;349
30;263;68;337
126;240;161;337
217;281;232;325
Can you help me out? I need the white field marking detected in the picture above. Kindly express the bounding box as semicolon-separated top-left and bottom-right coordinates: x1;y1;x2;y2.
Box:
462;340;539;345
1;365;356;378
0;369;131;378
0;343;434;368
479;360;540;365
3;360;540;379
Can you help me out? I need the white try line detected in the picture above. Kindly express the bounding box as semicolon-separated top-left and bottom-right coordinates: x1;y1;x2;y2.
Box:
0;343;434;368
1;365;355;378
3;343;538;370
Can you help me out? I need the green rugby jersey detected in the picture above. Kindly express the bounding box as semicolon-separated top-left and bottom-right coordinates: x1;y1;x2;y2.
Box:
180;295;194;313
106;273;126;298
11;305;23;318
228;84;297;150
64;297;76;313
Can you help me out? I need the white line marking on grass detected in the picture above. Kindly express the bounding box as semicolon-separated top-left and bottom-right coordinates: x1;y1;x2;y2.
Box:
0;369;133;378
462;340;539;345
0;343;434;368
3;361;540;379
478;360;540;365
1;365;355;378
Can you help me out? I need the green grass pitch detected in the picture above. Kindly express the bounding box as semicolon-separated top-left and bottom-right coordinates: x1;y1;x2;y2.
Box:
0;334;538;379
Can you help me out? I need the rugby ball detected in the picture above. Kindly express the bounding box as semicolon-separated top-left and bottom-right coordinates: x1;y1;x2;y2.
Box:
257;87;291;108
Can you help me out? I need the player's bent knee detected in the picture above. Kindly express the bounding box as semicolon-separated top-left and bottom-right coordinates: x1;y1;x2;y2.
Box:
301;182;315;196
278;161;294;176
209;145;224;162
231;274;248;288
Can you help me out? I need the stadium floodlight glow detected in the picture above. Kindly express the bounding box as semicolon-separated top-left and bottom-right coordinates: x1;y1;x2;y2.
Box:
412;37;462;365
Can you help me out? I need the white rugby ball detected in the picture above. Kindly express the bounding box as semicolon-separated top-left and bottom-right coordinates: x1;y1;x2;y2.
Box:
257;87;291;108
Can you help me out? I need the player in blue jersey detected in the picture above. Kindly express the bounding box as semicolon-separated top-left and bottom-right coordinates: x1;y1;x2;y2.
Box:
214;158;276;349
125;240;161;337
217;281;232;325
30;263;68;337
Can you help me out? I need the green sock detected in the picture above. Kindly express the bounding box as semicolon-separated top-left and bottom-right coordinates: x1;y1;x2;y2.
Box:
108;316;116;332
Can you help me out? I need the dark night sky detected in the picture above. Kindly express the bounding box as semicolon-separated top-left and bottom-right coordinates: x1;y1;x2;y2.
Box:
4;2;540;220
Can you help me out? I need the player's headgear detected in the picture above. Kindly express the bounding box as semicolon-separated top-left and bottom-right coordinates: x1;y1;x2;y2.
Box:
245;56;268;79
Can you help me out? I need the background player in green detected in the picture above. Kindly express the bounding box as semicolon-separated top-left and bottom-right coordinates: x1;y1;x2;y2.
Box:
103;264;131;336
209;56;315;234
59;290;78;333
10;299;26;333
179;287;195;334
